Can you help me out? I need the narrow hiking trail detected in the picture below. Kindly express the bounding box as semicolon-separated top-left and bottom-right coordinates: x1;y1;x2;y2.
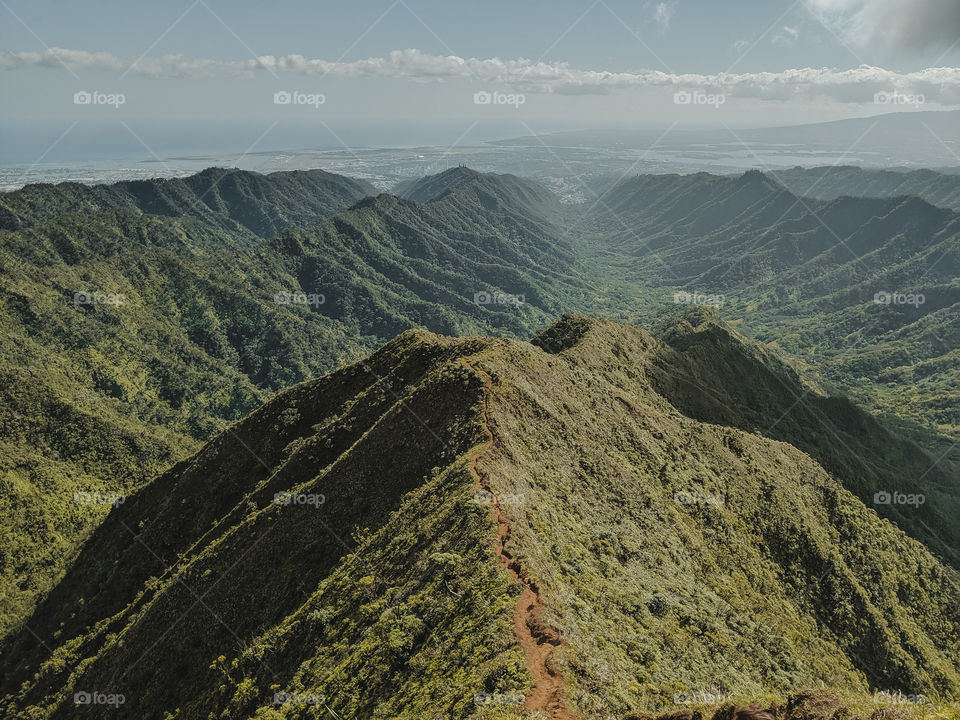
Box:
463;358;576;720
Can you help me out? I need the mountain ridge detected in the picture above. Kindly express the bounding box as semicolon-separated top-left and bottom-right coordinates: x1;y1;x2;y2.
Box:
2;316;958;719
0;167;377;237
1;165;957;681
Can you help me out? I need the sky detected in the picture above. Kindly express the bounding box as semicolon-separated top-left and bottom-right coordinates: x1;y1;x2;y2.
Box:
1;0;959;163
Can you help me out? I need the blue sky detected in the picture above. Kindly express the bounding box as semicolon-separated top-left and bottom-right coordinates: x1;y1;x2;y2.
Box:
2;0;959;162
3;0;955;72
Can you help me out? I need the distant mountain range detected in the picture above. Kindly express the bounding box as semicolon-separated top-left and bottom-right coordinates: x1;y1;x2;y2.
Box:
595;169;960;447
0;167;377;238
771;166;960;212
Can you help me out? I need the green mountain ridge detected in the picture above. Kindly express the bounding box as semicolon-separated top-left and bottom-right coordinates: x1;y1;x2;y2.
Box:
772;166;960;213
1;164;957;678
595;172;960;443
1;316;957;720
0;167;377;238
0;165;606;635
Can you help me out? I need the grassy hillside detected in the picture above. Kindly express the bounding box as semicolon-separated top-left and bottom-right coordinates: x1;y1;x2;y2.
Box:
1;165;956;660
1;317;957;720
0;167;377;238
0;166;608;636
595;172;960;445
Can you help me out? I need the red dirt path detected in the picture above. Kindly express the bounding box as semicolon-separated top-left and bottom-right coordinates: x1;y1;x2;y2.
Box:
464;358;576;720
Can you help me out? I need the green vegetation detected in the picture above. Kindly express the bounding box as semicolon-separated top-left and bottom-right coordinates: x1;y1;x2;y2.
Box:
1;166;958;719
1;317;957;720
594;170;960;445
774;165;960;213
0;166;609;635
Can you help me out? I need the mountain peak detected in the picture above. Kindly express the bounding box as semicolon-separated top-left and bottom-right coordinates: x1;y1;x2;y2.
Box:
531;313;599;353
737;168;784;193
394;167;560;218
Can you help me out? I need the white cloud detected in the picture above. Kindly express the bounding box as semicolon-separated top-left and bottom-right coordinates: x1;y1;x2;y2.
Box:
805;0;960;52
2;47;960;104
645;1;677;33
772;26;801;46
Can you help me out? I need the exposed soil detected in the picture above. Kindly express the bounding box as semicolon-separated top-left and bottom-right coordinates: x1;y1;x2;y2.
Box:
464;358;577;720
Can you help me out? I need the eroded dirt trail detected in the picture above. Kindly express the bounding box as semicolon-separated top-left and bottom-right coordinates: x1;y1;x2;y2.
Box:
463;358;576;720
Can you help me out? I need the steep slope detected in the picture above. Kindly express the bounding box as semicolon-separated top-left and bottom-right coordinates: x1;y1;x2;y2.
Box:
277;179;595;341
598;172;959;287
0;166;601;638
2;317;958;720
648;308;960;562
398;166;563;220
0;167;377;238
594;172;960;443
773;166;960;213
0;208;369;635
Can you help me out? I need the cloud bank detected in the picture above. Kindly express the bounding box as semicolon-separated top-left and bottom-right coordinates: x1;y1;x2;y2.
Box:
2;47;960;104
805;0;960;53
